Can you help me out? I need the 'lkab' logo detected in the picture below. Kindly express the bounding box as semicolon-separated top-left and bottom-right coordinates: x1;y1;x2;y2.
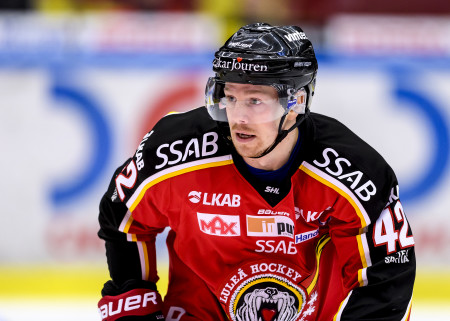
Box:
188;191;202;203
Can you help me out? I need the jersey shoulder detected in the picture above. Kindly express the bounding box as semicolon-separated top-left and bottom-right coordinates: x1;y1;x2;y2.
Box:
306;113;390;172
149;107;220;144
136;106;231;170
114;107;232;204
302;113;398;219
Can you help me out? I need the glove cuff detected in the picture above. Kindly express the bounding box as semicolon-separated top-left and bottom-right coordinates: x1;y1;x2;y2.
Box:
98;288;163;321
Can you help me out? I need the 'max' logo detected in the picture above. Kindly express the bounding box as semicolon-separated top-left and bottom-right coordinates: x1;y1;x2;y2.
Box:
188;191;241;207
197;213;240;236
155;132;218;169
313;147;377;201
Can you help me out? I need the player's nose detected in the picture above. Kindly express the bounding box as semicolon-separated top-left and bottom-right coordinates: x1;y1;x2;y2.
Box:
229;101;250;124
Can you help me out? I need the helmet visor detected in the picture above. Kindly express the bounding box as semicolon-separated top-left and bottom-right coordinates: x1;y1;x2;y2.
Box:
205;77;301;124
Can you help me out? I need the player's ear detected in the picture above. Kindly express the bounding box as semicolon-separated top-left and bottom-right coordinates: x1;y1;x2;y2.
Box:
286;109;298;121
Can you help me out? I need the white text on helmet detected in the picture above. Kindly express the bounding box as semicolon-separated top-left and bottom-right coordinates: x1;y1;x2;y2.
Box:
228;42;252;49
284;32;307;42
213;57;268;72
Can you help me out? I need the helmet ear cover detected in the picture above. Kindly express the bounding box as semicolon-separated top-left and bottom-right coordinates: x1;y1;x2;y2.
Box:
289;87;307;114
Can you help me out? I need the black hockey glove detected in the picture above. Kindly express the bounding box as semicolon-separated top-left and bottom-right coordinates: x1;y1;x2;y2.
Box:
98;279;164;321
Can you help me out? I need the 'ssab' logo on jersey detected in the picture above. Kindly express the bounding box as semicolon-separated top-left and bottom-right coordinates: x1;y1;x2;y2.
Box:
135;131;153;171
247;216;294;238
197;213;240;236
188;191;241;207
255;240;298;255
313;147;377;201
155;132;218;170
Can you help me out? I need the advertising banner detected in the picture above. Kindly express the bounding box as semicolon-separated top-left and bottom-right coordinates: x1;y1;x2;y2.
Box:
0;15;449;317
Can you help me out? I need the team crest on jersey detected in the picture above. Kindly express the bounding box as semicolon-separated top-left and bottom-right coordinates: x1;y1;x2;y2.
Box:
217;260;309;321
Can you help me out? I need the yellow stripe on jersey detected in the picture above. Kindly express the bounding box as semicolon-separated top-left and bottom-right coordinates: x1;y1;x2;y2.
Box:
122;156;234;233
300;162;372;289
307;235;331;294
142;241;150;281
123;216;134;235
129;158;233;213
333;291;352;321
356;235;368;267
357;269;364;287
136;241;150;281
403;299;412;321
299;162;370;229
356;234;369;286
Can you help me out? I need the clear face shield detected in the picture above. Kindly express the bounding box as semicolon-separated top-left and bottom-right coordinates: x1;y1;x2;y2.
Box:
205;77;306;125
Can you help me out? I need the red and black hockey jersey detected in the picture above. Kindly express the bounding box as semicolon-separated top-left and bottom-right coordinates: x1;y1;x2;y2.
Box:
98;107;415;321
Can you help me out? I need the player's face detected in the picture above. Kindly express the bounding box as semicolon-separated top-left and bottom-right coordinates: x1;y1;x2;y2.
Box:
223;83;285;158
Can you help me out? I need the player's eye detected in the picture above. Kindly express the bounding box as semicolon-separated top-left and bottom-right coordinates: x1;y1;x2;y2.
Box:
223;95;236;104
248;98;262;106
219;95;236;108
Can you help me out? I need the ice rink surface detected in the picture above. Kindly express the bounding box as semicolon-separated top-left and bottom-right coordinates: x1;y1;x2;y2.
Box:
0;299;448;321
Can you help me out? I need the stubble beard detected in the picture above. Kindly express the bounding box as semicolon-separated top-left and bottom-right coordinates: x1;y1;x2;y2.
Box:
230;123;274;158
231;132;267;159
233;140;264;158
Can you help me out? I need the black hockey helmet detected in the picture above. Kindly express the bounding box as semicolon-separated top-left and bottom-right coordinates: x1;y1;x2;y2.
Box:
205;22;318;157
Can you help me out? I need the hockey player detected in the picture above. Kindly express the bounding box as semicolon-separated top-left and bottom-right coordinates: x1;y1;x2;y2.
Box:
97;23;415;321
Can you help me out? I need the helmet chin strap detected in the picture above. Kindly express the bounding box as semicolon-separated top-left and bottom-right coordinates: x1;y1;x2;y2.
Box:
250;108;310;159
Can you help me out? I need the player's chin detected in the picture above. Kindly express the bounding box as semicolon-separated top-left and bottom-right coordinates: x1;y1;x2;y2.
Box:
233;142;264;158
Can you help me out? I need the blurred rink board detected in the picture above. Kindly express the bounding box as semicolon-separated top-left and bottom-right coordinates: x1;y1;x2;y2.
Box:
0;12;450;319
